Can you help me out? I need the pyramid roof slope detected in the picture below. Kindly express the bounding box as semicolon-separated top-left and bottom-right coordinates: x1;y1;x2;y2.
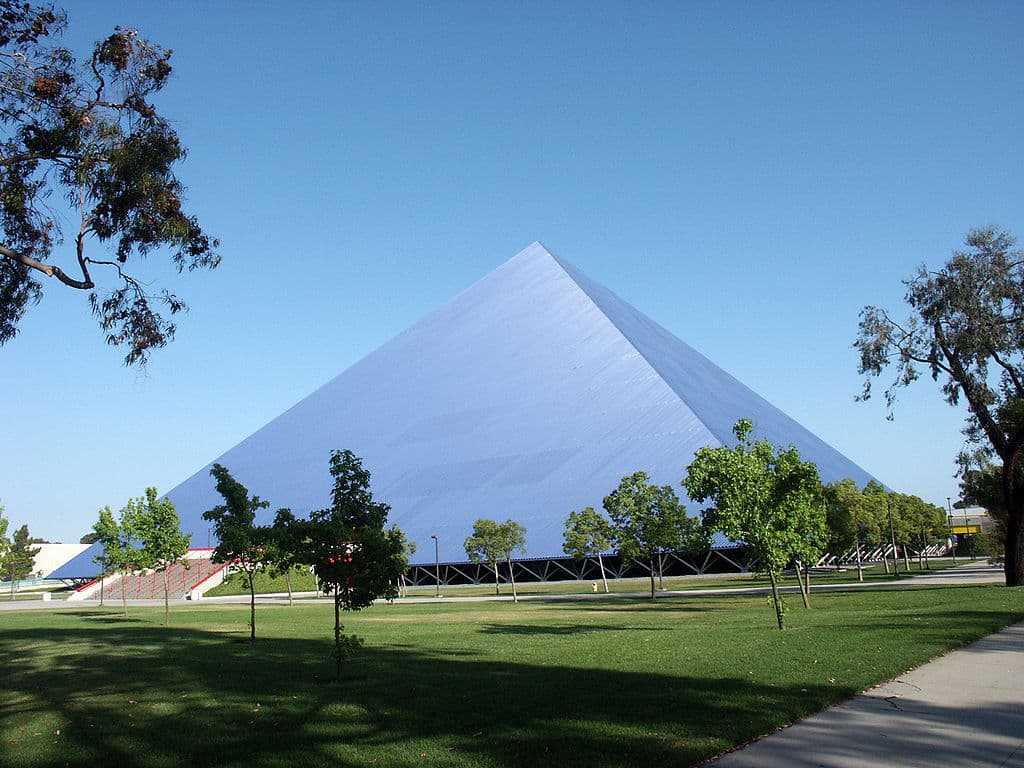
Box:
151;243;875;564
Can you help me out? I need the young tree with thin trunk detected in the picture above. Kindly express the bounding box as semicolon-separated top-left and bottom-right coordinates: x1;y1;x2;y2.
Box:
203;464;275;641
604;472;702;600
563;506;614;593
465;519;527;602
267;508;303;607
92;503;144;617
684;419;826;629
133;488;190;626
855;227;1024;585
305;449;409;680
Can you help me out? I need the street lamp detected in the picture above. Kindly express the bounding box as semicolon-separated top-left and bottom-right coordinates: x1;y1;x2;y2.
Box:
887;494;899;577
430;534;440;597
947;497;956;564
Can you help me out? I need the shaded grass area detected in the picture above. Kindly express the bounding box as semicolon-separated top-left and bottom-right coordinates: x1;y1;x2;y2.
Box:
0;585;1020;767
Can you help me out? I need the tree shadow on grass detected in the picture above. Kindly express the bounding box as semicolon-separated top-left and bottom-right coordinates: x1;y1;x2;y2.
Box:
0;621;841;768
477;623;675;635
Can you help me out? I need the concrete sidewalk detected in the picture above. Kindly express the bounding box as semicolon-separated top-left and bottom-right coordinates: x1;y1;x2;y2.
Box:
708;618;1024;767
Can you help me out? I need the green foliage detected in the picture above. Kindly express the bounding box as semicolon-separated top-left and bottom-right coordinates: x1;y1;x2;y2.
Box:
563;506;614;592
129;487;190;626
0;2;219;363
305;449;409;677
465;518;527;599
961;464;1007;556
823;479;864;554
0;501;9;566
91;502;146;616
202;464;276;640
3;523;41;598
562;506;613;560
603;471;703;599
855;227;1024;585
683;419;827;628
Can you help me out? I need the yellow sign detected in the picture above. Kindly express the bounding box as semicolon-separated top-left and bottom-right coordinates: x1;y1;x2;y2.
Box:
951;525;981;535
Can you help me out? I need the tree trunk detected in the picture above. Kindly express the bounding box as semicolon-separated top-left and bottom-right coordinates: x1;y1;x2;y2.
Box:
507;556;518;603
334;593;343;680
249;572;256;642
648;556;656;600
767;568;785;630
121;571;128;618
286;568;293;606
597;552;609;593
855;540;864;582
795;562;809;609
163;569;170;627
493;562;500;595
1004;496;1024;586
657;552;665;590
902;544;911;571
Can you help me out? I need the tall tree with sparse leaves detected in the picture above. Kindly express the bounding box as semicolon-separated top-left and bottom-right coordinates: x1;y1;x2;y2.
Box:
305;449;409;680
563;506;614;593
684;419;826;629
0;2;219;364
203;464;274;641
855;227;1024;586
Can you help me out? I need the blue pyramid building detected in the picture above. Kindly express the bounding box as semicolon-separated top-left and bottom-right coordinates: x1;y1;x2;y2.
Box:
53;242;875;578
164;242;874;563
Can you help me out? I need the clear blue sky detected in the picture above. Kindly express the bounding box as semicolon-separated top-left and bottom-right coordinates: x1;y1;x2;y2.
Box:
2;1;1020;542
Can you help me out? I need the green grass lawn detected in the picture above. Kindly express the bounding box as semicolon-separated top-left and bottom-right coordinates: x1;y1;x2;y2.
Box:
0;583;1020;768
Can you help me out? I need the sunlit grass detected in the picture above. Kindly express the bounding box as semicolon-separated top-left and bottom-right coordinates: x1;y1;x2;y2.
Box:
0;582;1019;767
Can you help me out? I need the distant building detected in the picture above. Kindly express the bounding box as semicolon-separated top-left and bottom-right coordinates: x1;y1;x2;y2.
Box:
56;242;876;576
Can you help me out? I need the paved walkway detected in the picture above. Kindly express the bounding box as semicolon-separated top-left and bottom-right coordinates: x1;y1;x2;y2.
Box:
709;565;1024;767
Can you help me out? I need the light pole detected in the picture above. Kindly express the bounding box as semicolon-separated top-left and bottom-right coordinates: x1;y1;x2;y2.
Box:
947;497;956;564
887;494;899;577
431;534;440;597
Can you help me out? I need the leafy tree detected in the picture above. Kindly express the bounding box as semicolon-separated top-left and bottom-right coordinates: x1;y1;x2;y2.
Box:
202;464;274;641
4;523;41;599
683;419;826;629
823;479;867;580
855;227;1024;585
392;525;417;598
0;501;9;573
563;506;614;593
305;449;409;679
92;503;144;617
266;508;304;606
132;487;190;626
0;2;219;364
961;464;1007;558
464;519;527;602
603;471;702;600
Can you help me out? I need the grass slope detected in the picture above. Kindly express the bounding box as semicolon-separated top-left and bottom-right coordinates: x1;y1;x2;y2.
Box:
0;584;1020;767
